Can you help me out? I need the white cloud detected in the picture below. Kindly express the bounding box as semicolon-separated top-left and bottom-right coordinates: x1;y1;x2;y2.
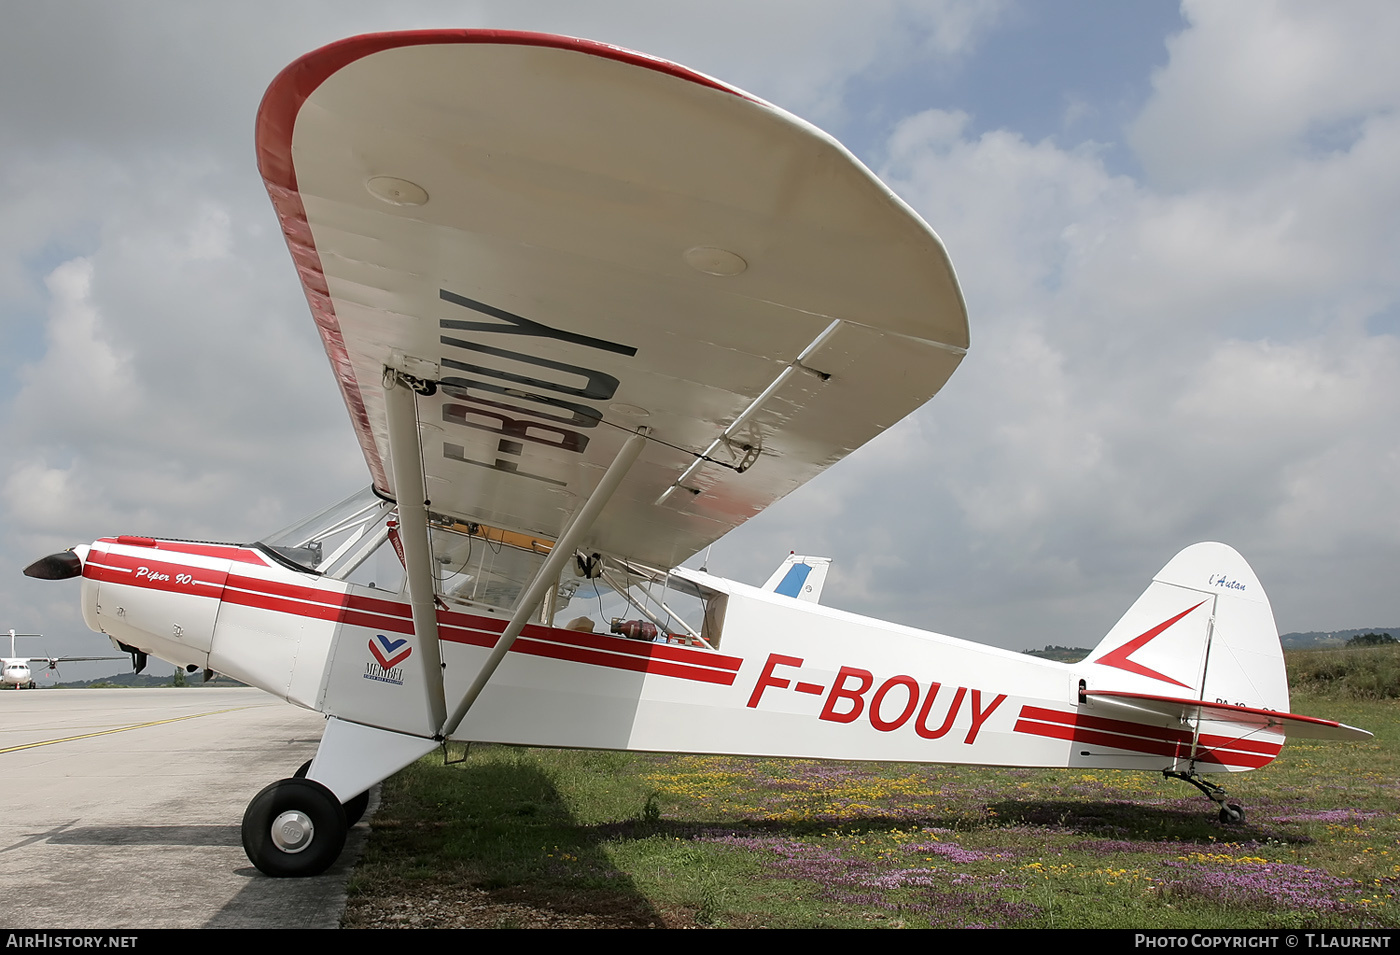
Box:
467;0;1011;124
37;258;134;408
820;7;1400;643
1130;0;1400;189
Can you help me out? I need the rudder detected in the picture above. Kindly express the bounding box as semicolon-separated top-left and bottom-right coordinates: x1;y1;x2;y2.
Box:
761;554;832;603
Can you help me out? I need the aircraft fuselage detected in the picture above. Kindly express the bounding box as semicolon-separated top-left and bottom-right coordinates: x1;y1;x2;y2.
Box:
76;535;1279;775
1;660;33;688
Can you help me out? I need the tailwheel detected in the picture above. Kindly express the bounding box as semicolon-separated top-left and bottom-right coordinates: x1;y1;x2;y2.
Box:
1163;769;1246;826
241;778;347;877
293;759;370;827
1218;803;1246;825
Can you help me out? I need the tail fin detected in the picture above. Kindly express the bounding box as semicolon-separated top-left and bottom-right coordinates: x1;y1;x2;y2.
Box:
762;554;832;604
1082;542;1288;713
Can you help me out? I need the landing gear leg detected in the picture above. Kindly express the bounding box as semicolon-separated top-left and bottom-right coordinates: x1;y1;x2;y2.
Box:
1164;769;1246;825
241;778;347;877
294;759;370;827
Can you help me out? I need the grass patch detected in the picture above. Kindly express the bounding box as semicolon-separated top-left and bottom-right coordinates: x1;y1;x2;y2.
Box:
343;662;1400;928
1287;645;1400;700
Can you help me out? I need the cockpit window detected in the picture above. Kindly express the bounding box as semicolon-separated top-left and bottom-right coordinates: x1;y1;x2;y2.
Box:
258;487;394;577
255;487;727;646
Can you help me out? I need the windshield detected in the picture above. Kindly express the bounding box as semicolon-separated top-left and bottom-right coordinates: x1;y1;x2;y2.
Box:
259;486;395;578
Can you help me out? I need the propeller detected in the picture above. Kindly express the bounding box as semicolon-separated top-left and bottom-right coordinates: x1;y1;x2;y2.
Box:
24;551;83;580
36;655;126;680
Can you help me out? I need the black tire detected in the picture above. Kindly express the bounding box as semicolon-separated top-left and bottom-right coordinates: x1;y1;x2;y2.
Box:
1218;802;1246;825
241;778;347;877
343;789;370;827
293;760;368;826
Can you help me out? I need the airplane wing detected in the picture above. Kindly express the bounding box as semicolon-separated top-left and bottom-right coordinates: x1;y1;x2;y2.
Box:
30;656;126;668
257;30;967;570
1085;691;1373;742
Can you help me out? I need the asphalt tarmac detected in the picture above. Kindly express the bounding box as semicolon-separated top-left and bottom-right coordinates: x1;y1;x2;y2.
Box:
0;687;363;929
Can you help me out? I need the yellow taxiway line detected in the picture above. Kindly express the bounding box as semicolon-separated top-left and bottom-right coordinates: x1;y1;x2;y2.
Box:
0;705;264;754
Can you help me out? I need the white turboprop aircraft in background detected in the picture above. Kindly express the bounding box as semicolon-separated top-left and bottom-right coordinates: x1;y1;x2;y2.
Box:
1;630;124;689
25;30;1369;877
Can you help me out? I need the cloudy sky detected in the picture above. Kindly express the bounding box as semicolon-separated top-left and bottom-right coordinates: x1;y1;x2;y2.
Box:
4;1;1398;681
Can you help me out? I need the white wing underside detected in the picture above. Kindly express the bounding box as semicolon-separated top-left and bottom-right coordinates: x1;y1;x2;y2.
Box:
259;32;968;569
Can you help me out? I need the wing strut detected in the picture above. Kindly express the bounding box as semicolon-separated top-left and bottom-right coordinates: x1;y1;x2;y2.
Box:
438;427;650;739
383;367;448;730
655;318;842;506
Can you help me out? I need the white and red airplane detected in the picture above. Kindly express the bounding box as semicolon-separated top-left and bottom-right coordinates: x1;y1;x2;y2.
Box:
25;31;1369;878
0;629;123;689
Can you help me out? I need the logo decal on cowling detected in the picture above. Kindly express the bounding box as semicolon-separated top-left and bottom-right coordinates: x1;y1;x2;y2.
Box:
365;634;411;685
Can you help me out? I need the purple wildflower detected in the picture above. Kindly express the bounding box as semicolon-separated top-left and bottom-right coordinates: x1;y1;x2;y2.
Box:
905;841;987;862
1161;858;1364;913
692;830;1037;927
1273;809;1383;823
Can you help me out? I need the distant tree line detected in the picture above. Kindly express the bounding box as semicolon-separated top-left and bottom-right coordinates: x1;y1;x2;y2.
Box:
1022;645;1091;663
1347;632;1396;647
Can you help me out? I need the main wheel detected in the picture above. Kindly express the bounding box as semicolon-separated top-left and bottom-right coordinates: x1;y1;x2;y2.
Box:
293;759;370;827
1218;802;1246;825
241;778;347;877
342;790;370;828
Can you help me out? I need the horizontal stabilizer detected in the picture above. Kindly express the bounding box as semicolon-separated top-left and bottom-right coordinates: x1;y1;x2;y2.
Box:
1085;690;1373;741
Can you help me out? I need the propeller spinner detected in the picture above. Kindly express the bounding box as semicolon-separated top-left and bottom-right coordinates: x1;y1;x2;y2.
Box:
24;551;83;580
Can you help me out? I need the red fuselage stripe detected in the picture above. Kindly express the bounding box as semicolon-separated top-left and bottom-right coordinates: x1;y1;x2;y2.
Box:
95;538;269;565
1013;705;1280;769
90;548;739;685
1014;718;1275;769
1018;704;1283;756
